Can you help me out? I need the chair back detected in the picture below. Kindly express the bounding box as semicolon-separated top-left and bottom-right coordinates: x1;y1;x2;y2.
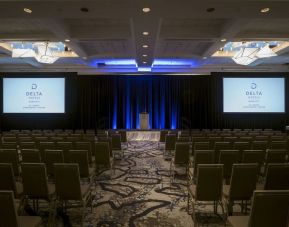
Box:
270;141;287;150
264;164;289;190
214;142;232;162
21;149;41;163
165;134;176;151
21;163;49;199
218;150;238;181
67;150;89;177
39;142;55;162
44;149;64;176
242;150;264;172
0;149;19;176
56;142;73;162
1;142;18;149
0;191;18;227
97;137;113;156
266;149;287;164
194;142;210;156
174;143;190;164
193;150;214;178
111;134;121;150
0;163;17;197
252;141;268;151
234;141;251;162
54;163;82;200
196;164;223;201
248;190;289;227
119;130;127;142
19;141;35;149
75;142;92;163
94;142;111;165
229;164;258;200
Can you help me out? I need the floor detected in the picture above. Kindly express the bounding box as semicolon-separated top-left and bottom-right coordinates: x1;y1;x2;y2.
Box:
30;141;232;227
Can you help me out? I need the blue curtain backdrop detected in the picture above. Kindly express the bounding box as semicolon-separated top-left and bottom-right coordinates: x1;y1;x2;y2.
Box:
77;75;211;129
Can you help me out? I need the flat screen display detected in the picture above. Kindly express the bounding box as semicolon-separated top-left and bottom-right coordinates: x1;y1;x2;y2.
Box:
3;78;65;113
223;77;285;113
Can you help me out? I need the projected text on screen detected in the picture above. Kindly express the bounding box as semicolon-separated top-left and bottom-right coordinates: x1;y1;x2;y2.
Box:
223;77;285;113
3;78;65;113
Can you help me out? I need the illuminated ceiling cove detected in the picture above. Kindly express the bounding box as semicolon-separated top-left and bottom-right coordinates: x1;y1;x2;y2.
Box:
1;0;289;74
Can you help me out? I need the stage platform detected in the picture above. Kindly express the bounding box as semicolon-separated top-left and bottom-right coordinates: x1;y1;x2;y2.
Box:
127;130;160;141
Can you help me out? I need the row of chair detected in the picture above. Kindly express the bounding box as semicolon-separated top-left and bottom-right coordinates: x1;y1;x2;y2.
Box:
0;162;92;227
187;164;289;226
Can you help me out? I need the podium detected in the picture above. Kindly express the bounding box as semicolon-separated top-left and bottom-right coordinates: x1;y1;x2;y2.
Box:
139;112;149;129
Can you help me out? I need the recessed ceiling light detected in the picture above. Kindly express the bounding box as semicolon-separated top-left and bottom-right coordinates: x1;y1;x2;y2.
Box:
142;45;149;48
260;7;270;13
142;7;151;13
206;7;215;13
142;31;149;36
203;57;207;59
64;39;70;42
221;38;227;42
24;8;32;14
82;57;87;60
80;7;89;13
143;61;147;64
142;54;148;57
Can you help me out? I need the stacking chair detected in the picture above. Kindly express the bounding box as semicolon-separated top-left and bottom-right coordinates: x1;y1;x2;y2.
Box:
119;130;128;148
111;134;123;158
56;142;73;162
270;140;287;150
164;134;176;157
21;149;41;163
251;141;268;153
189;150;214;181
94;142;114;176
234;141;251;162
218;150;238;184
193;142;210;157
21;163;55;222
19;142;36;150
0;163;23;198
170;143;190;182
44;150;64;176
39;142;55;162
54;163;92;227
75;142;93;164
228;190;289;227
97;137;113;157
214;142;231;163
242;150;264;174
0;149;20;176
0;191;42;227
263;163;289;190
208;137;222;149
1;142;18;149
223;164;258;215
67;150;94;182
264;149;287;174
188;164;224;225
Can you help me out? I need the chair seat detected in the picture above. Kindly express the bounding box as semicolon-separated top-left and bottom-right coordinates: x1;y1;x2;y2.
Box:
223;185;230;198
228;215;249;227
19;216;42;227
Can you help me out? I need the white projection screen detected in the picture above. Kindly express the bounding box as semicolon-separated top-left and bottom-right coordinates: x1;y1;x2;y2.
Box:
223;77;285;113
3;78;65;113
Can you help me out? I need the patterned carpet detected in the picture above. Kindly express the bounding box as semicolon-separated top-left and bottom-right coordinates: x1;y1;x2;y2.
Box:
29;141;231;226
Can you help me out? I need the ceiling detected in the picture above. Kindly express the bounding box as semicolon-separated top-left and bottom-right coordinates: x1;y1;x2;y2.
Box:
0;0;289;74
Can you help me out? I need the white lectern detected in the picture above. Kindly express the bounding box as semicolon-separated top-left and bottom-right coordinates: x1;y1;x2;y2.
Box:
139;112;149;129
